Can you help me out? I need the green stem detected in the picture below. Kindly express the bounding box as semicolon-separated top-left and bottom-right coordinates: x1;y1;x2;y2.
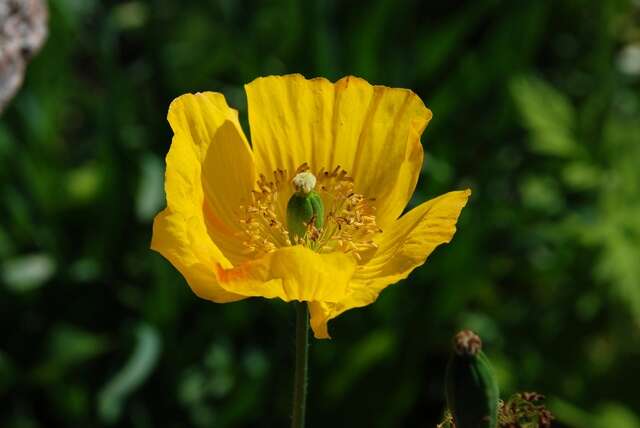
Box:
291;301;309;428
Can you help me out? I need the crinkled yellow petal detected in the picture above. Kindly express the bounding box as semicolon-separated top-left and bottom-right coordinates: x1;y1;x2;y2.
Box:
356;189;471;285
245;74;432;228
152;92;258;302
307;189;471;338
165;92;256;266
201;121;256;264
152;209;245;303
216;246;357;303
308;301;336;339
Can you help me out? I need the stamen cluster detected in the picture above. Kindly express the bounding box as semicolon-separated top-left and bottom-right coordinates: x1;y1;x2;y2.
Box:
314;165;381;260
239;169;291;254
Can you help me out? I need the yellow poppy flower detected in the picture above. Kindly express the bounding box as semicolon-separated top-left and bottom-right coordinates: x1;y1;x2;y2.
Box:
151;74;470;339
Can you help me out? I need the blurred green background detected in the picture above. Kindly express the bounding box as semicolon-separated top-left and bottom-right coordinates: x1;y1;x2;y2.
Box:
1;0;640;426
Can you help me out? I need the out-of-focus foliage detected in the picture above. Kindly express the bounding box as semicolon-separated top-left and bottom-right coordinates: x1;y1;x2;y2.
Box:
1;0;639;427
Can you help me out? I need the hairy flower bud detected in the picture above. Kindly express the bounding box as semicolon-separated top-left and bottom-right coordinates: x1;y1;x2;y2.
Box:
445;330;500;428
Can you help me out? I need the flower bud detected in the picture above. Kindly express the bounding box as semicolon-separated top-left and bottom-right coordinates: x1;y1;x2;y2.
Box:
445;330;499;428
287;172;324;241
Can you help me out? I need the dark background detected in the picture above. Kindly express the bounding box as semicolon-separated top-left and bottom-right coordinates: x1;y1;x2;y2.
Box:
1;0;640;426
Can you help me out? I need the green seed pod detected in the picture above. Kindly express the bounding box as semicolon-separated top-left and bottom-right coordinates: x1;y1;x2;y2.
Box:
445;330;499;428
286;191;324;241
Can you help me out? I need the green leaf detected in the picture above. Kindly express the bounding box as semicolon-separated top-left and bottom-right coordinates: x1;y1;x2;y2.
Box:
98;324;162;424
326;330;395;399
135;154;164;221
48;324;108;371
551;398;640;428
592;116;640;322
2;253;56;292
511;75;579;157
66;164;102;205
562;161;601;190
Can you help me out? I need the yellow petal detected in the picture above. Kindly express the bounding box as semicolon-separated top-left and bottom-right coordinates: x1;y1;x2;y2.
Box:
357;189;471;286
307;189;471;338
151;209;245;303
165;92;256;265
308;301;339;339
245;74;432;228
215;245;357;303
201;121;256;263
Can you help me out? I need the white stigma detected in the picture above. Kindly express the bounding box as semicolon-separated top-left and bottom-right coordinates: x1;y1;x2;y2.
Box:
292;171;317;194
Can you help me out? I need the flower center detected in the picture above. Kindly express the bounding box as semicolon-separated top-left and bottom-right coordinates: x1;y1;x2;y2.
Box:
238;163;381;260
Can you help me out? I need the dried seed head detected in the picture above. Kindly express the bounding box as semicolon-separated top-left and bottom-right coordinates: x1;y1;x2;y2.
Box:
453;330;483;356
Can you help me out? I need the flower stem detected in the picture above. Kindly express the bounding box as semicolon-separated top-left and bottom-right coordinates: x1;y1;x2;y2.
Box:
291;301;309;428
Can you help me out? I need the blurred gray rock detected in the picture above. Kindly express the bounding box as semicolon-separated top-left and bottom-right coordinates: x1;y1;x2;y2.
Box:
0;0;47;113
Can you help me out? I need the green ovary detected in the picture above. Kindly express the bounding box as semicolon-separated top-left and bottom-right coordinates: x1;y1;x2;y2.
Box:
286;191;324;241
